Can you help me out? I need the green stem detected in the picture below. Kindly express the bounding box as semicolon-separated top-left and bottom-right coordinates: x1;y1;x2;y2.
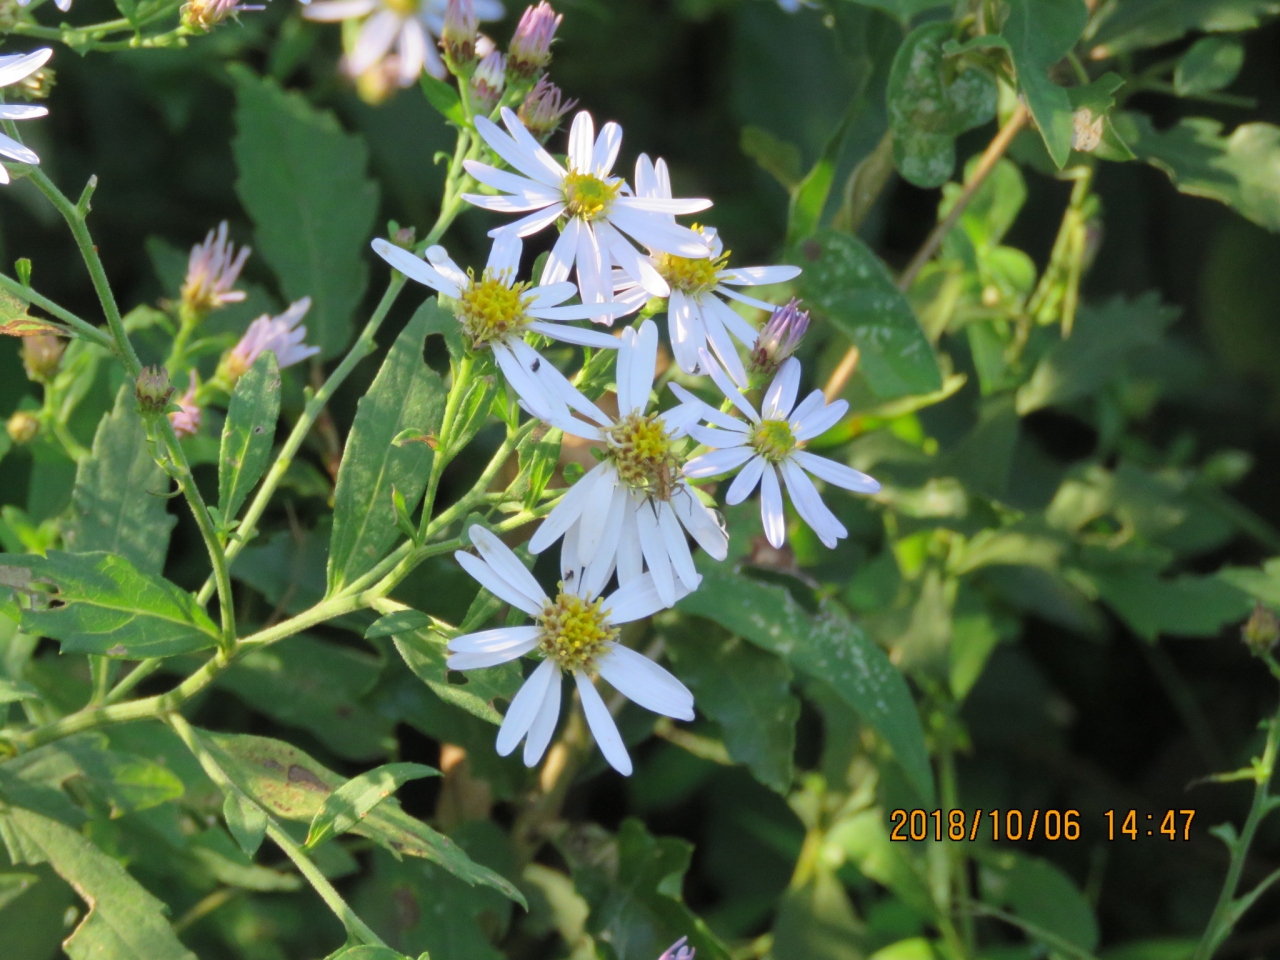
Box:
417;352;475;540
0;272;114;349
104;658;165;705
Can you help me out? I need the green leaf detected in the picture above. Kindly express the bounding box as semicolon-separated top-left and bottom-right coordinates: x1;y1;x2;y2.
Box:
0;872;37;911
217;634;393;760
741;125;803;191
1089;568;1253;641
65;385;175;575
0;677;39;704
664;628;798;794
330;948;417;960
1001;0;1089;168
231;66;380;358
978;848;1098;951
566;819;730;960
218;350;281;525
0;806;197;960
196;729;525;904
223;789;268;858
678;564;935;802
517;426;562;510
328;302;446;591
843;0;948;23
771;868;863;960
5;551;219;658
1090;0;1279;56
391;621;522;725
1175;36;1245;96
1119;114;1280;232
825;808;935;918
887;23;997;188
419;72;466;126
795;230;942;400
307;762;439;848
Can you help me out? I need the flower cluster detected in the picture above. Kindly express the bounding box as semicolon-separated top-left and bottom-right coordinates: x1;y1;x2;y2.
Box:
373;99;880;775
0;48;53;185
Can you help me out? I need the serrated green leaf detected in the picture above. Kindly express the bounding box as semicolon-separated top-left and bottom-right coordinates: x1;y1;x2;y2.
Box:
0;806;197;960
219;350;281;525
678;564;935;802
1175;36;1245;96
887;22;997;188
196;729;525;904
65;385;174;575
796;230;942;399
665;629;798;794
329;303;446;591
231;66;380;358
5;551;219;658
1002;0;1088;168
306;762;438;849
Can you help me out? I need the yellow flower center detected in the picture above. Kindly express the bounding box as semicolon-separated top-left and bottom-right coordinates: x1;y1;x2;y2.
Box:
655;242;727;296
383;0;420;15
457;272;533;349
605;411;680;501
538;590;618;672
751;419;796;463
562;171;621;221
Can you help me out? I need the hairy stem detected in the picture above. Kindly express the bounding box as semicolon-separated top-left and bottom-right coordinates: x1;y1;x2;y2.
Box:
0;272;114;349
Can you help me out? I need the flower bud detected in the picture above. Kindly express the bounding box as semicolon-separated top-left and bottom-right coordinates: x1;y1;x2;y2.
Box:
749;298;809;378
135;366;174;417
441;0;478;67
658;938;696;960
181;222;249;322
169;375;202;439
507;2;561;79
517;76;576;142
21;334;63;382
6;411;38;445
468;51;506;113
1243;602;1280;656
181;0;262;32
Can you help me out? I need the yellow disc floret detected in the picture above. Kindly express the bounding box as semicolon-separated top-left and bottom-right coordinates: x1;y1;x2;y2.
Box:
562;171;621;221
751;418;797;463
605;411;680;501
538;590;618;672
655;232;728;296
383;0;420;14
457;272;533;349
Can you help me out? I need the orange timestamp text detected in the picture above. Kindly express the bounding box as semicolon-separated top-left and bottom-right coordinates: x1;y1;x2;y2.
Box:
887;808;1198;842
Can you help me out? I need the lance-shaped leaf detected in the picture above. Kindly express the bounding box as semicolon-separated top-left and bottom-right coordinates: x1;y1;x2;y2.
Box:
65;385;175;575
306;762;439;848
796;230;942;400
219;350;281;524
328;303;446;592
194;729;525;905
3;551;219;658
231;66;380;358
388;620;522;725
1001;0;1088;168
678;563;935;802
0;805;197;960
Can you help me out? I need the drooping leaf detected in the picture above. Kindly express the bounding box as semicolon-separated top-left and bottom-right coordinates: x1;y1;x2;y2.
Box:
1001;0;1089;168
218;350;281;525
231;66;380;358
1175;36;1245;96
1119;114;1280;232
664;628;799;794
3;551;219;658
887;22;997;188
796;230;942;400
328;303;446;592
195;729;525;904
306;762;439;849
419;72;465;126
1090;0;1279;57
65;385;175;575
223;789;268;858
978;848;1099;951
0;805;197;960
678;564;935;802
391;623;522;725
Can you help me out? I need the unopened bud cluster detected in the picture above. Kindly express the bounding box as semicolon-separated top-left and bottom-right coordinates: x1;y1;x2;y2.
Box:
518;76;576;141
507;1;561;78
749;298;809;379
441;0;479;66
469;51;506;112
135;366;174;417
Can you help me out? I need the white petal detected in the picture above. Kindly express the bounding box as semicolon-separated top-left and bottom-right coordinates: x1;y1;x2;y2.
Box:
671;483;728;560
716;285;780;313
668;291;705;377
702;293;762;347
523;668;563;765
0;48;52;88
793;397;848;441
614;325;636;415
0;132;38;166
607;206;711;259
700;348;759;422
635;499;676;608
348;10;400;76
781;459;846;549
475;113;564;188
371;239;461;298
575;223;610;306
597;223;669;298
527;281;579;307
764;357;802;420
486;229;523;279
760;465;786;548
597;645;695;721
543;216;581;286
657;501;700;591
455;549;544;617
726;455;766;505
626;320;659;416
424;245;470;288
575;671;632;775
396;18;429;85
470;525;546;609
447;626;542;655
462;191;557;213
684;446;754;478
617;508;644;584
720;265;802;286
498;107;570;185
0;105;47;120
499;203;567;239
529;303;621;325
449;649;535;670
497;659;558;757
789;389;826;431
634;153;660;199
493;344;558;421
574;463;619;566
667;382;748;432
464;159;558;201
581;484;628;601
530;461;609;554
568;110;595;172
592;121;623;177
793;451;880;494
302;0;375;20
701;302;749;388
604;571;688;625
509;338;611;425
527;319;620;348
614;196;713;216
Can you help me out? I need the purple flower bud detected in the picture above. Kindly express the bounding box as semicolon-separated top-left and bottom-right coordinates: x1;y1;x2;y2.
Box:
441;0;478;67
749;298;809;378
507;2;561;78
658;937;696;960
469;51;506;113
169;375;203;438
181;221;249;318
181;0;264;34
517;76;576;142
220;298;319;384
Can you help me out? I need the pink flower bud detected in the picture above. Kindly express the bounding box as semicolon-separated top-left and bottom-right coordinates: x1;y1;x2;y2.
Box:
168;375;203;438
181;221;249;318
507;2;561;78
469;51;506;113
441;0;478;67
220;298;319;384
517;76;576;141
749;298;809;378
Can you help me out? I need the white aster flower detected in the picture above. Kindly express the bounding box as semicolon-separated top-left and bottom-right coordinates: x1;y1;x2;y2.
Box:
528;320;728;608
611;155;801;386
447;524;696;776
0;49;53;185
303;0;503;85
682;354;880;549
462;108;713;308
221;298;320;381
372;231;620;422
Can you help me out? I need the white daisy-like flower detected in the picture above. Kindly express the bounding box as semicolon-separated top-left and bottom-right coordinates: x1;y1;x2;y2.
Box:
302;0;503;86
446;524;696;776
611;155;801;386
528;320;729;608
461;108;713;308
16;0;70;14
222;298;320;381
682;353;880;549
372;231;621;422
0;49;53;185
